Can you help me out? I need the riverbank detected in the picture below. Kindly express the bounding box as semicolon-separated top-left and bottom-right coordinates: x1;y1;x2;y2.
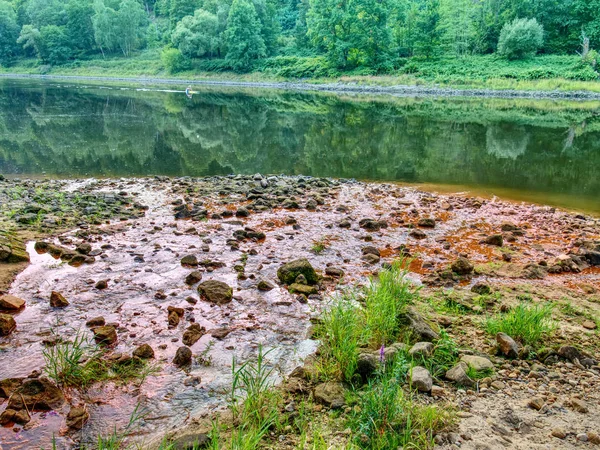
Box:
0;175;599;449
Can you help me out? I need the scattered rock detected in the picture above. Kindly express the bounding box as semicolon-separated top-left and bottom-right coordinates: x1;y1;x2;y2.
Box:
451;257;474;275
409;366;432;392
93;326;117;345
325;267;344;277
582;320;597;330
409;342;434;357
445;362;474;387
361;246;380;257
181;255;198;267
182;324;206;346
185;271;203;286
496;332;519;358
314;382;346;408
484;234;504;246
361;253;380;264
571;397;589;413
471;283;492;295
527;397;546;411
170;433;210;450
257;279;275;291
49;291;69;307
132;344;155;359
173;346;193;367
168;306;184;327
0;313;16;336
6;377;64;410
460;355;494;371
66;406;89;430
289;283;318;295
0;295;25;311
86;316;105;327
197;280;233;304
277;259;318;285
551;428;567;439
405;307;439;341
409;229;427;240
95;279;108;290
356;353;379;381
418;218;436;228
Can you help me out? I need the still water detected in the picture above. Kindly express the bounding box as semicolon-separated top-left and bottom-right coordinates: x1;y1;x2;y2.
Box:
1;78;599;213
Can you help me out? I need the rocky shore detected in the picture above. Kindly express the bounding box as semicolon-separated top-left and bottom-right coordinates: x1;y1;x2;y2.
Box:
0;174;599;449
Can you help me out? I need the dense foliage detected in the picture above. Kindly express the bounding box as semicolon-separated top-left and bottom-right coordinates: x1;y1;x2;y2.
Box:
0;0;599;75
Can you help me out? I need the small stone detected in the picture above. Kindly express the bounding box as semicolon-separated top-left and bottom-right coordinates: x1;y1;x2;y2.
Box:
485;234;504;246
66;406;89;430
289;283;318;296
409;366;433;392
551;428;566;439
0;313;17;336
49;291;69;308
496;332;519;358
409;229;427;240
86;316;105;327
571;397;588;413
182;323;206;346
277;259;318;285
583;320;597;330
180;255;198;267
587;432;600;445
409;342;434;357
471;283;492;296
461;355;494;372
445;362;474;387
314;382;346;408
418;218;436;228
491;380;505;390
0;295;25;311
527;397;545;411
325;267;344;277
93;326;117;345
451;257;474;275
185;271;203;286
173;346;192;367
95;280;108;290
257;279;275;291
431;385;445;397
197;280;233;304
132;344;154;359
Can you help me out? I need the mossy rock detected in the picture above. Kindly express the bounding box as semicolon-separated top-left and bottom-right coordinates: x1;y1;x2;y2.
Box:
0;233;29;263
277;259;318;285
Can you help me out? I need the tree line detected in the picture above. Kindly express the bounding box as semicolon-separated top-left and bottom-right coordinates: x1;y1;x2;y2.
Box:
0;0;599;73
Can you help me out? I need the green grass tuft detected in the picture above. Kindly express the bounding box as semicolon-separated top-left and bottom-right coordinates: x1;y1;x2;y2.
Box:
485;302;556;346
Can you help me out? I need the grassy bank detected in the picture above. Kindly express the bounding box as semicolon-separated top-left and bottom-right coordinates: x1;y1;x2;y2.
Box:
2;52;600;93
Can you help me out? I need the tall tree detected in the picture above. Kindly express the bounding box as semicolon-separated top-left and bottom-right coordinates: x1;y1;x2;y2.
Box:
413;0;441;58
66;0;96;53
169;0;200;27
0;1;21;62
172;8;220;57
225;0;266;71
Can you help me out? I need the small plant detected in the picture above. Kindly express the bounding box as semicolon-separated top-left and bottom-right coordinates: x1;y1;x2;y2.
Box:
412;329;459;379
310;237;329;254
465;366;494;380
196;341;214;367
42;329;97;386
364;260;418;346
486;302;556;346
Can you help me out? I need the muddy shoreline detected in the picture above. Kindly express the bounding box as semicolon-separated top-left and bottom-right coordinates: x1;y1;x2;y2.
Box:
3;73;600;100
1;174;599;449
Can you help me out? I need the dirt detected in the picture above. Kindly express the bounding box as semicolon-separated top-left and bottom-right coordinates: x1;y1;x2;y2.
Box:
0;175;599;449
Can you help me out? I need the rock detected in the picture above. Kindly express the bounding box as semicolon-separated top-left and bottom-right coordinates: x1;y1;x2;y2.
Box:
277;259;318;285
86;316;105;327
496;332;519;358
0;313;16;336
76;243;92;255
361;246;380;257
66;406;89;430
295;274;308;285
359;218;386;231
132;344;155;359
181;255;199;267
0;295;25;311
460;355;494;371
471;283;492;295
173;346;192;367
491;380;505;390
451;257;474;275
0;408;29;425
583;320;597;330
527;397;546;411
68;254;87;267
571;398;588;413
95;280;108;290
257;279;275;291
198;280;233;304
557;345;582;362
185;271;203;286
93;326;117;345
325;267;344;277
409;229;427;240
409;342;434;357
289;283;318;295
0;378;24;398
418;218;436;228
587;432;600;445
431;385;445;397
445;362;474;387
485;234;504;246
170;433;210;450
314;382;346;408
50;291;69;307
0;233;29;263
168;306;184;327
551;428;567;439
182;324;206;346
356;353;379;381
361;253;380;264
405;307;439;341
6;377;64;410
409;366;432;392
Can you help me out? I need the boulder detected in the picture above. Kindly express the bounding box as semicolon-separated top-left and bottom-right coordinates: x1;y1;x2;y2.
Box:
49;291;69;308
277;259;318;285
461;355;494;372
409;366;432;392
7;378;64;410
314;382;346;408
173;346;192;367
445;362;474;387
182;324;206;346
496;332;519;359
93;326;117;345
451;257;474;275
0;295;25;311
132;344;155;359
0;313;16;336
197;280;233;304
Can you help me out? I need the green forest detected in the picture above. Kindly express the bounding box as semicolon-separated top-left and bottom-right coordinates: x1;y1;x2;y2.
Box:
0;0;600;81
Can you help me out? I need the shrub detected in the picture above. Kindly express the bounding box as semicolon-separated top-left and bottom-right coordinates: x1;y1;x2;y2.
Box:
160;47;191;74
498;18;544;60
486;303;555;346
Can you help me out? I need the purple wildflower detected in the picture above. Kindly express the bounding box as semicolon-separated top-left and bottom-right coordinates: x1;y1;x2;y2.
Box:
379;344;385;364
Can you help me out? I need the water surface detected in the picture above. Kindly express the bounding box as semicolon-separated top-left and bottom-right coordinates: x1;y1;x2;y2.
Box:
1;78;599;213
